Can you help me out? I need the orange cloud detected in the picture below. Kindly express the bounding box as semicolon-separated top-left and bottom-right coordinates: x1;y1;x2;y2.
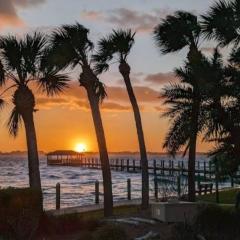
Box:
107;86;160;103
81;10;103;21
144;72;177;85
35;81;160;112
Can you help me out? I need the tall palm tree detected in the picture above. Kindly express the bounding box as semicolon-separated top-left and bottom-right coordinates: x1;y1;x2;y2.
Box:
153;11;204;201
93;29;149;209
202;0;240;170
0;33;69;200
47;23;113;217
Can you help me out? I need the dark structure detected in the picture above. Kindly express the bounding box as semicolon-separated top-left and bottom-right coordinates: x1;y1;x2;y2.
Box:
47;150;84;165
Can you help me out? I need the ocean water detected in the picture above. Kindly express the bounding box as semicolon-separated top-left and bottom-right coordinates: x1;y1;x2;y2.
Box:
0;153;224;210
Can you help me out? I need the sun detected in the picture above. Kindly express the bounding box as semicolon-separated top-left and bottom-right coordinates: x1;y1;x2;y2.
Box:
75;143;87;153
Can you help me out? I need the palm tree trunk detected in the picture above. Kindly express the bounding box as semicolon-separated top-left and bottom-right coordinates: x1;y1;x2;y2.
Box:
188;97;199;202
119;62;149;209
22;111;42;198
86;84;113;217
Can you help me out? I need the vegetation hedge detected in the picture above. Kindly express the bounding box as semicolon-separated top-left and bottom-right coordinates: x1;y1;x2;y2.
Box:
171;204;240;240
92;224;128;240
0;188;42;240
196;204;240;240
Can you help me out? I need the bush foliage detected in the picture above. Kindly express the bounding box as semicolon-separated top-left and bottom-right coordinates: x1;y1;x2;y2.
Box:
93;224;128;240
0;188;42;240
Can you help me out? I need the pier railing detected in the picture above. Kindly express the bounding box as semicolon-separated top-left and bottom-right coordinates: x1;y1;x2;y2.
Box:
46;155;240;210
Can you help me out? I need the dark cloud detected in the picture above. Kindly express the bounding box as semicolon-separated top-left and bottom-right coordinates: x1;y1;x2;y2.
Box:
13;0;46;7
0;0;46;28
144;72;177;85
80;8;173;33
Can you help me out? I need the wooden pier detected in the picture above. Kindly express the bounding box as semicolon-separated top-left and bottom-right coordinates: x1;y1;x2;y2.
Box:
47;151;217;182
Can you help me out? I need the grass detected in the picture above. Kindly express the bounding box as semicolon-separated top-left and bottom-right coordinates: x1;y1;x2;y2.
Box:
197;188;239;204
49;204;140;221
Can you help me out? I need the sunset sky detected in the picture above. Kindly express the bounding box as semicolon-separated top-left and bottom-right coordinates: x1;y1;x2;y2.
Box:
0;0;220;153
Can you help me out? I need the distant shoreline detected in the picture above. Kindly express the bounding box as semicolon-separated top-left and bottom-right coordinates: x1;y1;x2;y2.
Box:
0;150;208;156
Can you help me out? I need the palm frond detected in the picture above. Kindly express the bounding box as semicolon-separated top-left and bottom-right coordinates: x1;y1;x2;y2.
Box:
39;70;70;96
49;23;93;69
153;11;201;54
93;36;114;74
0;36;23;74
163;109;191;156
162;83;193;103
0;60;5;86
0;98;4;110
93;80;107;103
94;28;135;71
21;32;47;75
7;107;22;137
201;0;239;46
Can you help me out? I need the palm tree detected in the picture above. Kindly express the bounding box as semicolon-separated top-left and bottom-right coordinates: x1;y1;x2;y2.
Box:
201;0;240;166
153;11;204;201
201;0;240;47
0;33;69;201
93;29;149;209
161;61;206;166
47;23;113;217
202;0;240;176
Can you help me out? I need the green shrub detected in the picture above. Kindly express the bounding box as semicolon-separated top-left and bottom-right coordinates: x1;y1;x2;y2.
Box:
195;204;240;240
170;205;240;240
93;224;128;240
0;188;42;240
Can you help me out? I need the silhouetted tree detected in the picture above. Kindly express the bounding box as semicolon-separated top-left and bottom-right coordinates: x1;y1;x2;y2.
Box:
93;29;149;209
154;11;203;201
202;0;240;173
0;33;69;204
202;0;240;46
47;23;113;216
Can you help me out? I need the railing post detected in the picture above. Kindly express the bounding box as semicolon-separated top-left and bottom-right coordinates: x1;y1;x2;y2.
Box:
133;159;136;172
115;158;118;171
95;180;99;204
56;182;60;210
168;160;171;175
162;161;165;176
204;161;206;181
231;176;234;187
127;159;130;172
127;179;131;200
199;184;202;196
215;163;219;203
154;177;158;200
209;162;212;179
177;175;181;198
153;160;157;177
121;159;124;171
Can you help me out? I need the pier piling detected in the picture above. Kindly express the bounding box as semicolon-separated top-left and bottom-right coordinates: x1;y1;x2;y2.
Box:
56;182;60;210
127;179;131;200
95;180;99;204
